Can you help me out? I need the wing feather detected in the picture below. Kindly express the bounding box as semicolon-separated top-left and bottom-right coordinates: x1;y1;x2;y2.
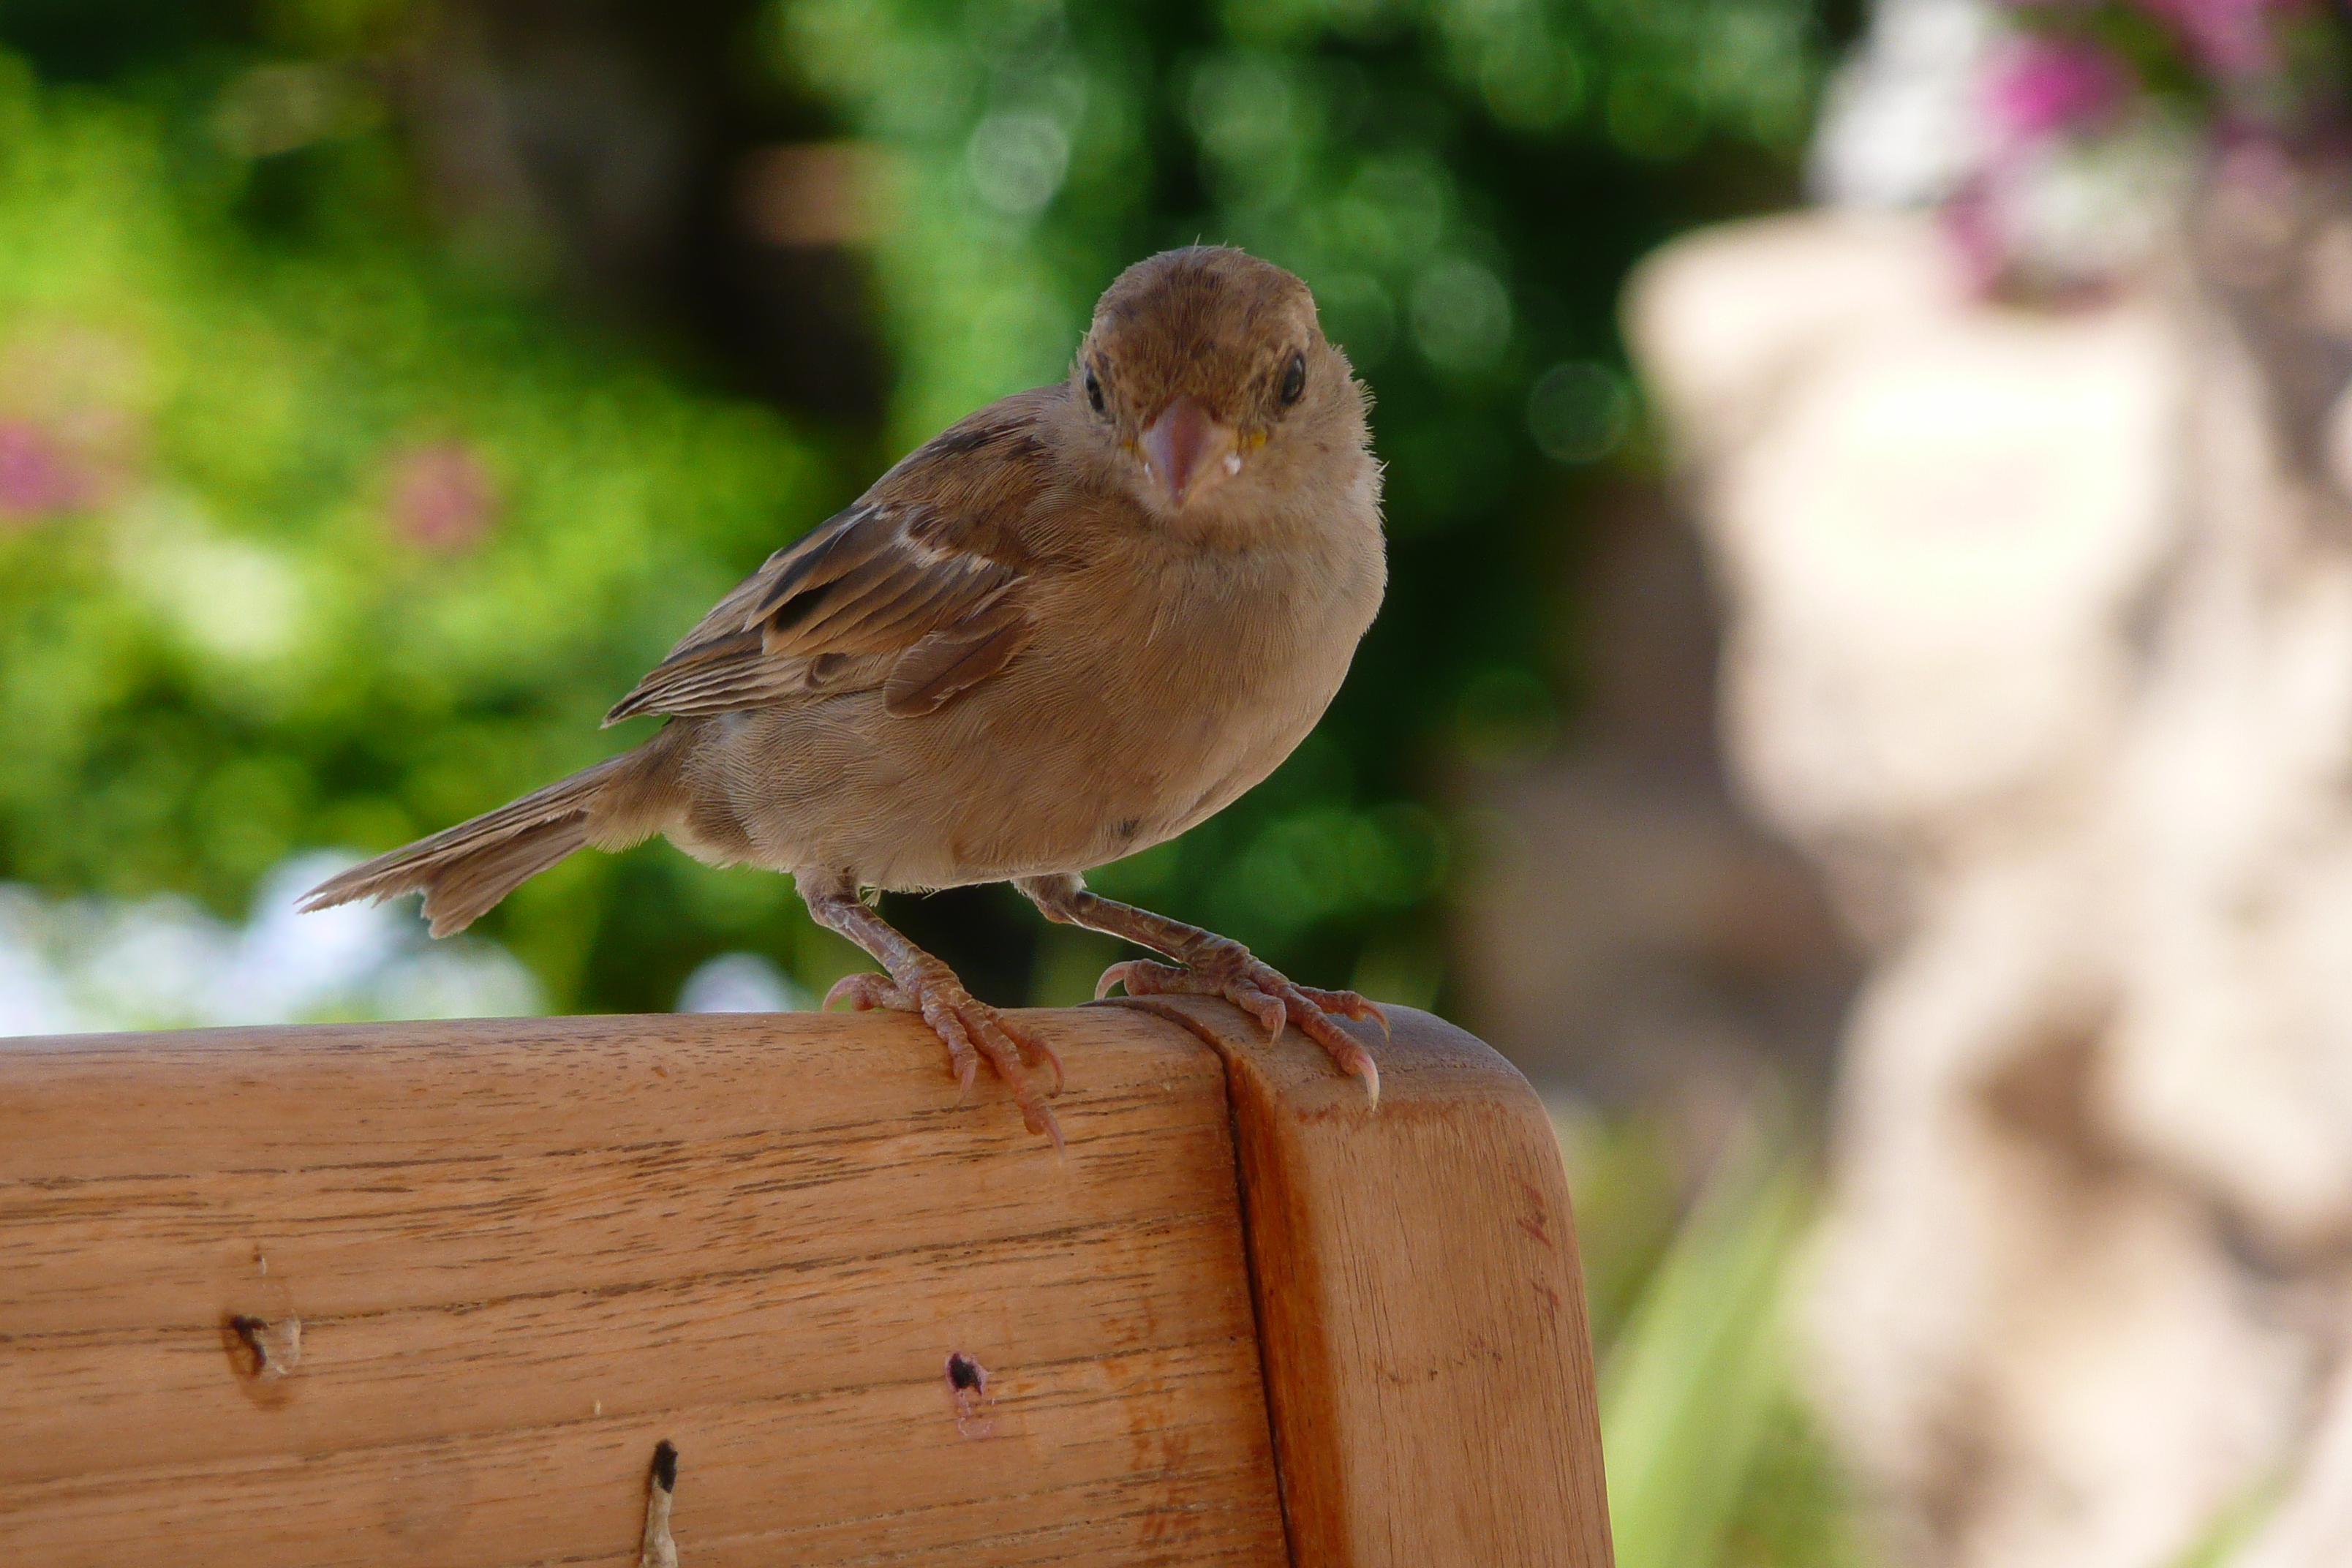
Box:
883;606;1035;717
603;392;1058;727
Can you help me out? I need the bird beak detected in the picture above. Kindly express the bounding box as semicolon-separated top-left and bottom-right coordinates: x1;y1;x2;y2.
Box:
1140;397;1240;508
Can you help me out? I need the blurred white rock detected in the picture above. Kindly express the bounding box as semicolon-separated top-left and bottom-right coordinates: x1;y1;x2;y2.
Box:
1631;206;2352;1568
1809;0;1998;211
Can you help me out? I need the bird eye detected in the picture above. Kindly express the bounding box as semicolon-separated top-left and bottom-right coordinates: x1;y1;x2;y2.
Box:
1085;365;1106;415
1279;353;1305;406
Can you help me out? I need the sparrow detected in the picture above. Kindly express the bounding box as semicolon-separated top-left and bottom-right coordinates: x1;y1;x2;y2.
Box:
302;245;1390;1145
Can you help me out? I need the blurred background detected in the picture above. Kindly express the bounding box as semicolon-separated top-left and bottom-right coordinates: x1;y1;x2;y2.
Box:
7;0;2352;1564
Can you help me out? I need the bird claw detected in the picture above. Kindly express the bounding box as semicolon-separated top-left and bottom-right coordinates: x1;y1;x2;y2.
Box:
1294;983;1392;1042
826;968;1065;1143
825;971;910;1011
1096;954;1384;1107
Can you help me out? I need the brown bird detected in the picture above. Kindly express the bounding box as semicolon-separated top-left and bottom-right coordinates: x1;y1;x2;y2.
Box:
301;246;1389;1144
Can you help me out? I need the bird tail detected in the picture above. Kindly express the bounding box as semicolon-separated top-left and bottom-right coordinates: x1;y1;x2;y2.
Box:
299;753;639;937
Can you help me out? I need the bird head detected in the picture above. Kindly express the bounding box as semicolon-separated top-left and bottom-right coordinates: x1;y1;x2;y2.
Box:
1071;246;1368;524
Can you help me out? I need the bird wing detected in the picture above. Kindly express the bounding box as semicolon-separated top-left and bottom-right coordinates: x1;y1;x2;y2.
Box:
604;394;1058;725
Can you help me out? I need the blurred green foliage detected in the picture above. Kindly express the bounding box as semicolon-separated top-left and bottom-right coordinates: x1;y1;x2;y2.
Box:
0;0;1828;1017
0;48;834;1006
1584;1114;1866;1568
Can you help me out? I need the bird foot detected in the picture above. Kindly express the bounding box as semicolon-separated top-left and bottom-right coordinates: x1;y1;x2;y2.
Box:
1096;952;1385;1106
825;968;1066;1147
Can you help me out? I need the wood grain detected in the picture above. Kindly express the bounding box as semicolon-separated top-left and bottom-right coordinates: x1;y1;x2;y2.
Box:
0;1009;1288;1567
1115;998;1616;1568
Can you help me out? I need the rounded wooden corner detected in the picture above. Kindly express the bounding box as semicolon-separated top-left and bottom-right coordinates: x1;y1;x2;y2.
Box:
1104;996;1616;1568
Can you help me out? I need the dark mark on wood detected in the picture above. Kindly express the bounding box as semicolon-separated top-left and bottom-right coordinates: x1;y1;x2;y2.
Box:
946;1351;993;1437
222;1314;300;1381
639;1441;679;1568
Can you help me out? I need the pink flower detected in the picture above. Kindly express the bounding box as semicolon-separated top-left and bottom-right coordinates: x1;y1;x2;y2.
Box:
0;418;96;525
1940;181;2012;294
1986;36;2132;142
2140;0;2284;80
386;441;497;553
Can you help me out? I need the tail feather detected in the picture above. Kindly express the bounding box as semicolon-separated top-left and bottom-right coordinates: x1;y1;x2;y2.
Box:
411;820;592;937
300;754;633;937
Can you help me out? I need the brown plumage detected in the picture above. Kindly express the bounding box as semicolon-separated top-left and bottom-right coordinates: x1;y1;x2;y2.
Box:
302;246;1390;1142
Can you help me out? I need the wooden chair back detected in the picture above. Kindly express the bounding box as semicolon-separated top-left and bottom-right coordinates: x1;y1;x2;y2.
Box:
0;998;1612;1566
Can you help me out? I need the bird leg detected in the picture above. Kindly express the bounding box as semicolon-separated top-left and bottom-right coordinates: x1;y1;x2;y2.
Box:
1015;872;1384;1105
796;870;1064;1147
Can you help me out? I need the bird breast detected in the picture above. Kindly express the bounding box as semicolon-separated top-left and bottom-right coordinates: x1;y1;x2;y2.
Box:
1027;508;1384;862
696;489;1384;892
